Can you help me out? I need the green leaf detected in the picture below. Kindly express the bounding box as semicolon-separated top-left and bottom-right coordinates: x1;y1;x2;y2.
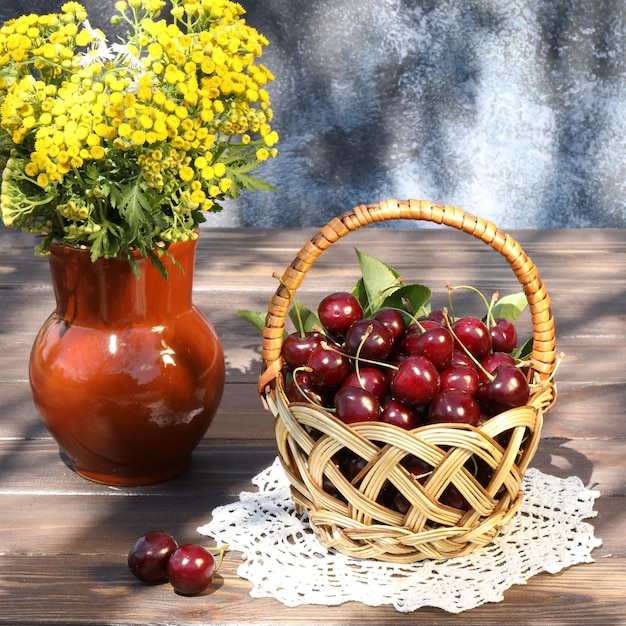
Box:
491;292;528;323
512;335;534;360
236;309;267;334
350;277;368;309
382;283;432;318
119;182;153;232
354;248;403;315
146;248;171;280
288;300;320;334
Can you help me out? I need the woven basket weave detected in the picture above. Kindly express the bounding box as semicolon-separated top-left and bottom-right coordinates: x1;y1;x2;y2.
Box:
258;199;556;563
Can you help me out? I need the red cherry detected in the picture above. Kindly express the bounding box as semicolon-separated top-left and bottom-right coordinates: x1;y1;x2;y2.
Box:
427;309;447;324
317;291;363;337
399;322;434;353
489;318;518;353
390;356;440;407
341;366;389;402
384;485;411;514
429;389;480;425
404;326;454;371
167;544;216;595
282;331;324;369
306;343;351;389
341;453;368;481
440;484;470;510
479;352;517;383
450;350;477;369
439;364;479;396
373;308;406;344
403;454;433;481
285;371;327;405
334;386;381;424
380;398;420;429
452;317;492;360
128;531;178;584
476;364;530;415
344;318;394;360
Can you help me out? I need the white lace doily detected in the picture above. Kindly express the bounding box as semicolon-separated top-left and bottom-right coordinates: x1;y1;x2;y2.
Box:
198;457;601;614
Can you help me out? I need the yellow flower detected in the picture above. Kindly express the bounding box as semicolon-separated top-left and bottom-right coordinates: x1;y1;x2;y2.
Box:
24;162;39;177
179;165;194;181
194;156;208;169
264;130;279;147
90;145;105;159
148;43;162;58
0;0;278;259
75;28;93;47
131;130;146;145
191;189;205;203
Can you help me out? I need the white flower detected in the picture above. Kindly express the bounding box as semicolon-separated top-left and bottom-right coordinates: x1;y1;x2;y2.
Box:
111;43;144;71
77;20;114;68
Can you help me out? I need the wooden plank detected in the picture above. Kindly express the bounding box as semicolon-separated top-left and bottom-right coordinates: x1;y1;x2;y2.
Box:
3;281;626;336
0;554;621;625
0;436;626;497
0;486;617;556
3;227;626;288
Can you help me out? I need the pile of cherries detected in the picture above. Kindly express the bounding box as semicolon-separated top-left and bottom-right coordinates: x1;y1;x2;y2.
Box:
128;531;225;596
281;288;532;513
283;290;530;429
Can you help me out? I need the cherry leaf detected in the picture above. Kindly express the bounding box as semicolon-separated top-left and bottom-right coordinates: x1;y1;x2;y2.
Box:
491;292;528;323
237;309;267;333
354;247;402;314
382;283;432;317
512;335;534;360
288;300;320;333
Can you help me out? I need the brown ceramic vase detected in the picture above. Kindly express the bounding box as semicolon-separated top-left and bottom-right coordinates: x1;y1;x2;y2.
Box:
29;238;225;486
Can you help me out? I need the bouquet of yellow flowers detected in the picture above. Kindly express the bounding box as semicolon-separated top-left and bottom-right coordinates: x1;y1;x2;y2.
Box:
0;0;278;272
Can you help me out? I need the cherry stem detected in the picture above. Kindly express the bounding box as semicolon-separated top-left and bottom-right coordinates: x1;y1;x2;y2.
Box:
446;283;495;323
441;308;495;382
290;365;334;412
362;280;404;317
353;325;373;385
320;340;398;371
485;291;500;328
206;545;228;573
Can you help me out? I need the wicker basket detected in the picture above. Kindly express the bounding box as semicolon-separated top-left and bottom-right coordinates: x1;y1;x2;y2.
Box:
258;199;556;563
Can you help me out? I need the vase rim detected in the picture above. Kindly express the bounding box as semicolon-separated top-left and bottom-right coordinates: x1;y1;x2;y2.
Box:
47;236;198;262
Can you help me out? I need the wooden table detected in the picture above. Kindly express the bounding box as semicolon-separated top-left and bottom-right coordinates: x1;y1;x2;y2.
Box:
0;224;623;625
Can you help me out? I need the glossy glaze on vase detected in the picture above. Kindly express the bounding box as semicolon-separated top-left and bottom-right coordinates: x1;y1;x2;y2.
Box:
29;239;225;486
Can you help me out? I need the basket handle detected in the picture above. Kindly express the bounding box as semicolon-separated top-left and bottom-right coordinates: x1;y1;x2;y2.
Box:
259;199;556;395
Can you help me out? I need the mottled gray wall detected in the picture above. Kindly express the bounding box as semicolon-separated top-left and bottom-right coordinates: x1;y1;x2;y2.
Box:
2;1;625;228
